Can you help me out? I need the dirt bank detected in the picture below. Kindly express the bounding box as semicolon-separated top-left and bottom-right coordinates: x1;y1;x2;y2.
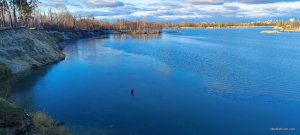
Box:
0;28;65;80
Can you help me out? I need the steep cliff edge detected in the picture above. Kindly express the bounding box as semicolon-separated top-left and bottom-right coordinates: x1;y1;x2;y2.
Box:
0;28;65;80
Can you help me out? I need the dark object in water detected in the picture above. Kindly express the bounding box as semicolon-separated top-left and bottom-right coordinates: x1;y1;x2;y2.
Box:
131;89;135;96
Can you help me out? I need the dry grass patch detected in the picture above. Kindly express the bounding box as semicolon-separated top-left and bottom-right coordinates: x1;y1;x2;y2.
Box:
32;112;69;135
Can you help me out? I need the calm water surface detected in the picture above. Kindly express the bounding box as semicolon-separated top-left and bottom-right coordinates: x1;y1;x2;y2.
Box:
4;28;300;135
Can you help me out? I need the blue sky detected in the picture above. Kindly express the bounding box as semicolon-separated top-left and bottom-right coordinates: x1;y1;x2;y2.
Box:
40;0;300;22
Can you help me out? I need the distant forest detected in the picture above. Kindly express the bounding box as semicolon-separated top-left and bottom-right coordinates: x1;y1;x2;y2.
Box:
1;0;300;33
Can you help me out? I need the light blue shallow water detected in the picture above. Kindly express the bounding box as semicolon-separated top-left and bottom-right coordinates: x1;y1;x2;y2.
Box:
7;28;300;135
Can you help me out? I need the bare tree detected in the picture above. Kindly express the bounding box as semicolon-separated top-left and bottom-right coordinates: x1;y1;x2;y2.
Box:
1;0;13;27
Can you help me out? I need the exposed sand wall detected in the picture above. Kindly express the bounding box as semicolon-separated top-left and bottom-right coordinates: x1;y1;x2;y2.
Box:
0;28;65;80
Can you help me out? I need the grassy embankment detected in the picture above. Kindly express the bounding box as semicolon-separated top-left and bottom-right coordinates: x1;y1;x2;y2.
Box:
0;98;69;135
0;28;73;135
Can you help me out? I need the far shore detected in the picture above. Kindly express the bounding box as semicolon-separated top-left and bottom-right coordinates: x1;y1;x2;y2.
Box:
179;26;274;29
281;29;300;32
172;26;300;33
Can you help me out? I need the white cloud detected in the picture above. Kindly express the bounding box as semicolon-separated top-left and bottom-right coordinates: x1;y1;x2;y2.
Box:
39;0;300;21
186;0;224;5
83;0;124;8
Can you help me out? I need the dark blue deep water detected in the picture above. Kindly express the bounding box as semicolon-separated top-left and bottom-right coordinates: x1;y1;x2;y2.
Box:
7;28;300;135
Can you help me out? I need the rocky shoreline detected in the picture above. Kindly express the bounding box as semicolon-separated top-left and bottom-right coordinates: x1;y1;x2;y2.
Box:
0;28;107;80
46;29;109;42
0;28;65;80
0;28;107;135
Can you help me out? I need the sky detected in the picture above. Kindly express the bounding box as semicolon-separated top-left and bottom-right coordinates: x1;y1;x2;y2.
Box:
39;0;300;22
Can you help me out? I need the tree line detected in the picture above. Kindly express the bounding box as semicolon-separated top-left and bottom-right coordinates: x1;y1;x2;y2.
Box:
164;21;300;32
1;1;299;32
37;10;163;33
0;0;39;28
0;1;163;33
275;20;300;31
164;22;276;28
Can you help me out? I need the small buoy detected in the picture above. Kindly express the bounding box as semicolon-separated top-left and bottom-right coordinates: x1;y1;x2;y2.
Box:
131;89;135;96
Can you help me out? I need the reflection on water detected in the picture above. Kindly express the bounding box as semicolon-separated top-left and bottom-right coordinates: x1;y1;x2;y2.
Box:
103;28;300;102
2;28;300;135
0;81;10;99
1;65;54;110
113;34;162;40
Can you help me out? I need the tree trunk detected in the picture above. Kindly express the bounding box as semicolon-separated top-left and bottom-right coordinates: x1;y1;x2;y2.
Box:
1;7;5;27
8;8;13;27
4;0;13;27
12;4;17;27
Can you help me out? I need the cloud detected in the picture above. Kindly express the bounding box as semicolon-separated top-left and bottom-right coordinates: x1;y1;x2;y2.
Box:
186;0;224;5
185;0;300;5
82;0;124;8
40;0;68;8
39;0;300;22
40;0;81;8
234;1;300;17
238;0;297;4
72;8;133;17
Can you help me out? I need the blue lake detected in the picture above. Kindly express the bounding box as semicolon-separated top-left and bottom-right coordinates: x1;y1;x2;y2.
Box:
6;28;300;135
